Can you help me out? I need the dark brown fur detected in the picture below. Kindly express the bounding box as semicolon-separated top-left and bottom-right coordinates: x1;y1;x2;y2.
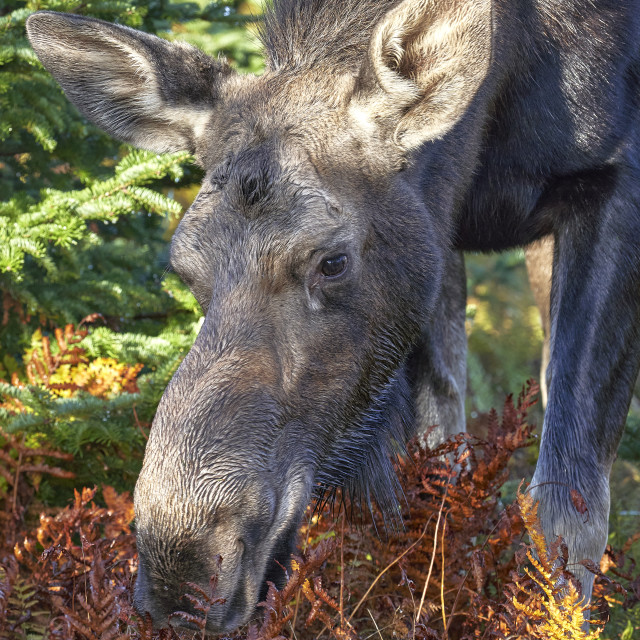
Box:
27;0;640;632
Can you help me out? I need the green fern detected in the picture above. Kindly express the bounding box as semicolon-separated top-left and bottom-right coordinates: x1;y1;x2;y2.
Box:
1;574;49;640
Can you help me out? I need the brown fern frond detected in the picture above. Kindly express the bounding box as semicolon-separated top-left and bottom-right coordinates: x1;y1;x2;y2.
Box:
2;384;636;640
1;291;27;327
0;427;76;532
170;559;226;633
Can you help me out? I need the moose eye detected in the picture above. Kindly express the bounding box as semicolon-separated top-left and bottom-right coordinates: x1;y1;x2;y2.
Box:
320;254;348;278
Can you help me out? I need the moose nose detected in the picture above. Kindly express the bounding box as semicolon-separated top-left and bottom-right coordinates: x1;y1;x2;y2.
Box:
133;477;282;631
133;524;256;631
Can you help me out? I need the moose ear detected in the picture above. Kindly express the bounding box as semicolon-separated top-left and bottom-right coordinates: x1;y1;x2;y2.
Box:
352;0;492;151
26;11;234;154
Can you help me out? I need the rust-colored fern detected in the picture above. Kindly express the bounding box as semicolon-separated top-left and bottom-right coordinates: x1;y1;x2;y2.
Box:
22;319;143;398
0;426;74;536
0;384;638;640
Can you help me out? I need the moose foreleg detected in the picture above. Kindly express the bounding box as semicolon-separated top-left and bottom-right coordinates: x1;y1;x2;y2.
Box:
531;173;640;605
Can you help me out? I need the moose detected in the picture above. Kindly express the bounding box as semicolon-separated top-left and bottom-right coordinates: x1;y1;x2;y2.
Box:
27;0;640;633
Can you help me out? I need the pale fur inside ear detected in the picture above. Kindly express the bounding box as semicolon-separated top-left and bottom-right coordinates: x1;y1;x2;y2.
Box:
27;12;231;154
78;36;213;148
351;0;492;151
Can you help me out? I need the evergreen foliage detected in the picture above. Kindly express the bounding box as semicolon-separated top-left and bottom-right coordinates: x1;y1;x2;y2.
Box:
0;0;258;500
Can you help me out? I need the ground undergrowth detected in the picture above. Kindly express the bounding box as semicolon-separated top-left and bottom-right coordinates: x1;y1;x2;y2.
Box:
1;382;639;640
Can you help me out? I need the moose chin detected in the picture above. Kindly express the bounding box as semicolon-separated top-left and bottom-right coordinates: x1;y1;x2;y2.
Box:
27;0;640;632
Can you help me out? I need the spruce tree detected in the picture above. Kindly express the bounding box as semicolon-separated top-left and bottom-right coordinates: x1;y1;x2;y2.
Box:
0;0;261;499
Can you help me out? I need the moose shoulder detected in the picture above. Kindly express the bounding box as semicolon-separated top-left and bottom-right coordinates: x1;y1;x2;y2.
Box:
26;0;640;633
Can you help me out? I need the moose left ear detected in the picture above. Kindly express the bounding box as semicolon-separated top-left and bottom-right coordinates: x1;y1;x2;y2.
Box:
26;11;235;154
352;0;492;151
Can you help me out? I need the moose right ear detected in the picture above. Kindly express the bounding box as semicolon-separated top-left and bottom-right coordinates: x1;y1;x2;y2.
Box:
351;0;492;152
26;11;235;154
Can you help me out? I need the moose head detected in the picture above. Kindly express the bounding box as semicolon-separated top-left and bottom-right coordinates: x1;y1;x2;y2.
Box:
27;0;491;631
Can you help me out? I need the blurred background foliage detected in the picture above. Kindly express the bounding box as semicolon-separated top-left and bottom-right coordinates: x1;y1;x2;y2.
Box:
0;0;639;635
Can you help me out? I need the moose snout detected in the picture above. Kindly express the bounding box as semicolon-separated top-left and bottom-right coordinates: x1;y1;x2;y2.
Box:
133;471;308;633
133;341;315;631
134;513;268;631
